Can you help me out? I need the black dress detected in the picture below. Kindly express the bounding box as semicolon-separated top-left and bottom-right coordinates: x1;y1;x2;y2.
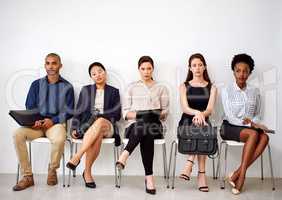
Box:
178;82;211;126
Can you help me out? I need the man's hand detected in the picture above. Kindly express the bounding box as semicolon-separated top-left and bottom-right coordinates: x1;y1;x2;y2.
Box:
32;120;44;129
42;118;54;130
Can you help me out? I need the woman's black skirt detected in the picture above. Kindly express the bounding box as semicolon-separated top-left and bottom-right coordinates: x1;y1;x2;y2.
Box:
220;120;264;142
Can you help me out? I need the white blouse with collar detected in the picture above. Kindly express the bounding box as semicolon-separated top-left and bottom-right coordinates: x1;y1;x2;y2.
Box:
221;82;261;127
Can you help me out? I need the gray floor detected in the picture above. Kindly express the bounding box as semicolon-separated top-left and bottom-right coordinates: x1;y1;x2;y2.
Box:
0;174;281;200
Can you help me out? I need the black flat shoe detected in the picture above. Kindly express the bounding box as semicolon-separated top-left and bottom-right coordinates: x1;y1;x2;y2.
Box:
115;161;125;170
145;180;156;195
66;160;81;171
82;171;96;188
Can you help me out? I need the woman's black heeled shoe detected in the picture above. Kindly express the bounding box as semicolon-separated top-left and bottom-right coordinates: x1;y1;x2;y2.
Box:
198;171;209;192
66;160;81;170
115;161;125;170
82;171;96;188
179;159;194;181
145;180;156;195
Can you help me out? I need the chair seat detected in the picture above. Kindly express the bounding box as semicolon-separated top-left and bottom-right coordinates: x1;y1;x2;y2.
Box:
71;138;115;144
154;139;166;145
19;136;67;187
71;138;83;143
224;140;244;146
31;137;50;143
217;139;275;190
67;137;118;187
102;138;115;144
122;138;166;145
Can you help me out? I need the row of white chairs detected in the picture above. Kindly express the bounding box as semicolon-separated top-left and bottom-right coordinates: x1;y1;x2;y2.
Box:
16;127;276;191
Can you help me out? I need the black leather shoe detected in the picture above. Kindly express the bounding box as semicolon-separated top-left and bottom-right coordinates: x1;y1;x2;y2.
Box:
145;180;156;195
66;160;80;171
82;171;96;188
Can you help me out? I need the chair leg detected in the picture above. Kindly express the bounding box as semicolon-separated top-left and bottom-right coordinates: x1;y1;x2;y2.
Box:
216;141;223;181
267;144;275;190
167;141;174;189
62;153;65;187
220;142;228;189
260;153;264;181
114;145;119;188
163;143;169;188
67;140;73;187
162;143;167;179
16;163;20;183
117;143;125;188
116;145;121;188
29;142;32;169
73;143;78;177
223;143;228;188
212;157;216;179
171;141;177;189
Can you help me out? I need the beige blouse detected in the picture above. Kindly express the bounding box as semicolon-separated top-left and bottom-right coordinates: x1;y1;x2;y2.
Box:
123;80;169;128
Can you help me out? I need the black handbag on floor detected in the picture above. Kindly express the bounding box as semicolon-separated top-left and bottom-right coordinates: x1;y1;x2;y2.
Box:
177;122;218;155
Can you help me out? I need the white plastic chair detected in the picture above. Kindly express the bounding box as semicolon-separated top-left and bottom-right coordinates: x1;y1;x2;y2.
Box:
16;137;70;187
216;138;276;190
167;138;217;189
117;138;169;187
67;137;120;187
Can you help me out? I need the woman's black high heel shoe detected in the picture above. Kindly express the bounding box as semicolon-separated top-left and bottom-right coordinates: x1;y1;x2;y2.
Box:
115;161;125;170
82;171;96;188
179;159;194;181
198;171;209;192
145;180;156;195
66;159;81;170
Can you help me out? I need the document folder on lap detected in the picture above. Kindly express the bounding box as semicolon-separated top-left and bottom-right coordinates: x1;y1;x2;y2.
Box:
9;109;45;127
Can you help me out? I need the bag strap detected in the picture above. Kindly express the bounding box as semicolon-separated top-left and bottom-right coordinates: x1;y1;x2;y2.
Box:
208;149;219;159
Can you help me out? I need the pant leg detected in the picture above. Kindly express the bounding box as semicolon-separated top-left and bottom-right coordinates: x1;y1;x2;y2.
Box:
45;124;66;170
124;122;145;155
140;133;155;176
13;127;44;176
140;121;163;176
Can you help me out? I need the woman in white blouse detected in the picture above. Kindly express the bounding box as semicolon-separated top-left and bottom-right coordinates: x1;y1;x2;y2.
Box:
221;54;270;195
116;56;169;195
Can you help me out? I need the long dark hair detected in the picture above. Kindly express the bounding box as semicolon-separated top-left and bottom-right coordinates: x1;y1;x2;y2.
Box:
184;53;211;86
138;56;154;69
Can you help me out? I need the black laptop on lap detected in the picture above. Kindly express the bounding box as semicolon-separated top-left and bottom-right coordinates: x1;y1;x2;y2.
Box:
9;109;44;127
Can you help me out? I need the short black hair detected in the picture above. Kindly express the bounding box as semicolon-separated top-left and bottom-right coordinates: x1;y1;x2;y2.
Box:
46;53;61;64
231;53;254;73
88;62;106;76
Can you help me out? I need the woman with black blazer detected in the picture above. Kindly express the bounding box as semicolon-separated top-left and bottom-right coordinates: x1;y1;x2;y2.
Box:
66;62;121;188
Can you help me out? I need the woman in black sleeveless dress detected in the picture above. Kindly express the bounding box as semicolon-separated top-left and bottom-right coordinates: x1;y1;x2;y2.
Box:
178;53;217;192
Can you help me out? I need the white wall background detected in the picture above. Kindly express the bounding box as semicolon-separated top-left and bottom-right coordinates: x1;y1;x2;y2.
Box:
0;0;281;178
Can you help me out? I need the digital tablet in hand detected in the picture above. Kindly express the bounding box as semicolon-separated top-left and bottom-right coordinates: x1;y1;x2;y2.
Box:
264;129;275;134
